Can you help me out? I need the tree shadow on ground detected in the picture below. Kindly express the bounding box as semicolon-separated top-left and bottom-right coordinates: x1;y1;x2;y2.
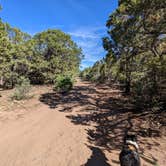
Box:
39;81;165;164
39;85;97;109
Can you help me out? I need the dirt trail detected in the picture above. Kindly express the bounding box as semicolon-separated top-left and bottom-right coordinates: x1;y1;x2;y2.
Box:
0;80;165;166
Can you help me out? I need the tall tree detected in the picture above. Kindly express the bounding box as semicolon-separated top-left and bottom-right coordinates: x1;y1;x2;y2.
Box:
82;0;166;106
32;29;83;83
104;0;166;97
0;6;83;87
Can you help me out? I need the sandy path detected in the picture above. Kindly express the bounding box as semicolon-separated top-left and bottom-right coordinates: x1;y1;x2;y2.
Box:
0;81;93;166
0;80;165;166
0;105;92;166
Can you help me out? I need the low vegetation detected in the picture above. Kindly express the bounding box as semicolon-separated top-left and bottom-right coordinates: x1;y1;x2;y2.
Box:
54;75;73;93
11;77;31;100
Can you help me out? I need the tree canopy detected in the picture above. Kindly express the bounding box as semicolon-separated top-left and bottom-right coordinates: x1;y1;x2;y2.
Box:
0;6;83;88
81;0;166;107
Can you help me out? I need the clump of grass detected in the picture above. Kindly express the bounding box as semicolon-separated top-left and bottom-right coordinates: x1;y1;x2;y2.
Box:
11;77;32;100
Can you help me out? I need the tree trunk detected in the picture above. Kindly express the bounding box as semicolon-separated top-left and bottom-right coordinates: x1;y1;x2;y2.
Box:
125;80;131;94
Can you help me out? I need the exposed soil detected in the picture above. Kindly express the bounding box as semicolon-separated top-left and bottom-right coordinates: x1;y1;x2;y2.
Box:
0;80;165;166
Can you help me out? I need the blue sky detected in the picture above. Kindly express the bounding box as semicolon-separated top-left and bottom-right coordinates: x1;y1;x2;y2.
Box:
0;0;118;69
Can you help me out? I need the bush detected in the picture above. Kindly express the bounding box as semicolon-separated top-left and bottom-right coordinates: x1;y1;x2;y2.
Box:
2;72;18;89
28;70;45;85
11;77;32;100
54;75;73;93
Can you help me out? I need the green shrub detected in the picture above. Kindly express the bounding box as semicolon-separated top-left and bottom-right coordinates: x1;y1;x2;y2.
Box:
2;72;18;89
11;77;31;100
54;75;73;93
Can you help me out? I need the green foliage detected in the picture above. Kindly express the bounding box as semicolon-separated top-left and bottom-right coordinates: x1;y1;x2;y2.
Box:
82;0;166;108
11;77;31;100
32;29;82;83
80;67;92;81
54;75;73;93
0;5;82;88
0;15;82;88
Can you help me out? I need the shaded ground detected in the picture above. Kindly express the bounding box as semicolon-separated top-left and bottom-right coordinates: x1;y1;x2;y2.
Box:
0;80;165;166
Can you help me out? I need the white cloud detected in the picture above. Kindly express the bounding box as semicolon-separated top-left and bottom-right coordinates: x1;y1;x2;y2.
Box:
80;63;91;69
68;26;106;39
68;25;106;69
69;31;99;39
